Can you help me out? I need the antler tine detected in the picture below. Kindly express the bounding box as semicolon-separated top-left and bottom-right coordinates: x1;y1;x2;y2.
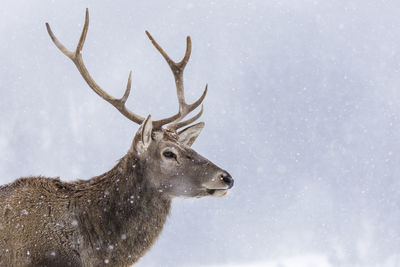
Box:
187;84;208;112
121;71;132;104
170;105;204;131
146;31;207;129
145;31;191;72
46;8;145;124
151;84;207;129
167;83;207;130
76;8;89;57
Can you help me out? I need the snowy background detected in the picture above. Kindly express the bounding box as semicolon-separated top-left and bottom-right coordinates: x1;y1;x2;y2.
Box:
1;0;400;266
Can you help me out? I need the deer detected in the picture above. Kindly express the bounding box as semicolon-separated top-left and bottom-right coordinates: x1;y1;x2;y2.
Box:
0;9;233;267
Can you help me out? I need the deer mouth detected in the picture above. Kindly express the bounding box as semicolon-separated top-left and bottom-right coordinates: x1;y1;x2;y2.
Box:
206;188;228;197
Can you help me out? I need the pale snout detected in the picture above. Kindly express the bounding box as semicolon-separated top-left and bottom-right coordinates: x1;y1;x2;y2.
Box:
202;171;234;197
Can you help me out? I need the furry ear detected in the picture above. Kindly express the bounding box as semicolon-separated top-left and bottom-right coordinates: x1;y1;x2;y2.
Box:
132;115;153;154
177;122;205;147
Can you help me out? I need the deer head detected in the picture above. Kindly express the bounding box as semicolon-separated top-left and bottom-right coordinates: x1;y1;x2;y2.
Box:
45;9;233;198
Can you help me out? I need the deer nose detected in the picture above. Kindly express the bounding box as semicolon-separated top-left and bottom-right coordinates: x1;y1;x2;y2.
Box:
221;172;234;189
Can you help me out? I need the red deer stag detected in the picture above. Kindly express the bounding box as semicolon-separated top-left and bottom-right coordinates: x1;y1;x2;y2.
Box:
0;9;233;267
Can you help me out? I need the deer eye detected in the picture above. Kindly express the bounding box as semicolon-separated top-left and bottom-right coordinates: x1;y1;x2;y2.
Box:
163;151;176;159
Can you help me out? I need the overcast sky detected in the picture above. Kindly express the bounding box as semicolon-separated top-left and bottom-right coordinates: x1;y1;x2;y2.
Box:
1;1;400;266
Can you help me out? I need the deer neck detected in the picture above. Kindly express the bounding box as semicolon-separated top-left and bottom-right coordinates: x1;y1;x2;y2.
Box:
75;154;171;265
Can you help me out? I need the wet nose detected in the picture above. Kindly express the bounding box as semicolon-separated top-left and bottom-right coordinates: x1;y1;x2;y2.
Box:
221;172;234;189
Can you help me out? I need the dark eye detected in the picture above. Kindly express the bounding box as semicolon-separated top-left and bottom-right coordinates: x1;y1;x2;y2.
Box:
163;151;176;159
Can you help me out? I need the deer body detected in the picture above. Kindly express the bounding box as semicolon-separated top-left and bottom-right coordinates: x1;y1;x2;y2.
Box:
0;9;233;266
0;153;171;266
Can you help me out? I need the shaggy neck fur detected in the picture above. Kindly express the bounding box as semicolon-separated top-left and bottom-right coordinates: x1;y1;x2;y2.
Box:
69;153;171;266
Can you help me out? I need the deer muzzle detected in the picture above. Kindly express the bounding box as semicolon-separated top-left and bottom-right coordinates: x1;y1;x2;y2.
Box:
202;171;234;197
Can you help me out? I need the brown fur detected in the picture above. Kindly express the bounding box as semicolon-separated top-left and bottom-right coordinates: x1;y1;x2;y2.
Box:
0;152;170;266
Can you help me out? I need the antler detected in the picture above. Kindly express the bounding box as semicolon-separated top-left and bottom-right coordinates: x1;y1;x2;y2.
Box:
45;9;145;124
145;31;207;130
45;8;206;130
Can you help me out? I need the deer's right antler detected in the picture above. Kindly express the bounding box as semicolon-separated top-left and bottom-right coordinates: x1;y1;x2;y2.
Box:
45;8;207;131
145;31;207;130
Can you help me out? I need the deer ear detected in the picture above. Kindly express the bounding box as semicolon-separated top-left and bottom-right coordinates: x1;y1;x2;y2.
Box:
177;122;205;147
133;115;153;154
